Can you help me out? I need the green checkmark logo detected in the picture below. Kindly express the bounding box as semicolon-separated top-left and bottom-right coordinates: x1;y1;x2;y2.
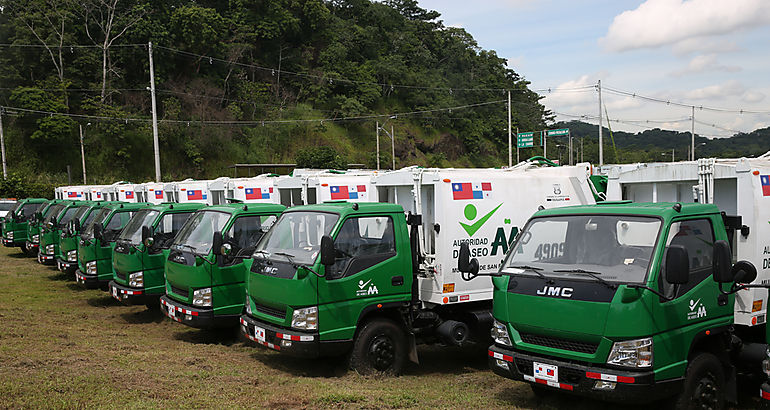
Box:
459;203;503;236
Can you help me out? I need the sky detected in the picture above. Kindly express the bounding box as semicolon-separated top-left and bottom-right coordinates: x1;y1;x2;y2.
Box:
417;0;770;138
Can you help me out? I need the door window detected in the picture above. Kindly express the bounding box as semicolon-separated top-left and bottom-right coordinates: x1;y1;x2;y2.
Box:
154;212;194;248
661;218;715;298
328;216;396;280
224;215;278;257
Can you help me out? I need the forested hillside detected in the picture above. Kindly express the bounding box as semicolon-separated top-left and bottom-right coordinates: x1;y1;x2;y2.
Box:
0;0;546;191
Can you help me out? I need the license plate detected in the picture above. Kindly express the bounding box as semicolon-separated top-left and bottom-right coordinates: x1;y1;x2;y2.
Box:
254;326;266;342
533;362;558;383
112;286;119;300
167;305;175;318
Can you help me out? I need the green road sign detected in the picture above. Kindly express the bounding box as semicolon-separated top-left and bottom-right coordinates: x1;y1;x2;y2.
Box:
546;128;569;137
517;132;534;148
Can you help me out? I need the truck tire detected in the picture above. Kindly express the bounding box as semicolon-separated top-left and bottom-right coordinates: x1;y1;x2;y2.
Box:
21;243;35;257
350;318;407;376
673;352;725;410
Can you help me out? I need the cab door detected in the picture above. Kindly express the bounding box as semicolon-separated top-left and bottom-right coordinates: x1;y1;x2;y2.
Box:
316;214;408;341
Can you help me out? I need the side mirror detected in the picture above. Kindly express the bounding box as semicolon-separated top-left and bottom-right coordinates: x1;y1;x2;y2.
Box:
212;231;223;255
141;225;151;243
221;243;232;256
457;242;480;276
712;240;733;283
94;222;104;240
74;219;80;232
732;260;757;284
320;235;335;267
664;245;689;284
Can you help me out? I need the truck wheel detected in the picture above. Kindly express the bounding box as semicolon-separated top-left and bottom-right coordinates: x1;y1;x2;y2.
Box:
350;318;406;376
674;353;725;410
21;243;35;257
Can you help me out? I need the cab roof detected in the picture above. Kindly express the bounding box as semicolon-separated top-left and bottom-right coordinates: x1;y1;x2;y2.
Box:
534;201;720;219
199;202;286;215
103;202;153;212
147;202;207;212
286;201;404;216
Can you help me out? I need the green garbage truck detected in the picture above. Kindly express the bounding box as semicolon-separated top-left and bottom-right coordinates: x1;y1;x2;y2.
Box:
160;203;285;328
3;198;47;255
75;202;150;289
57;201;113;273
38;200;88;265
109;202;204;307
25;200;63;257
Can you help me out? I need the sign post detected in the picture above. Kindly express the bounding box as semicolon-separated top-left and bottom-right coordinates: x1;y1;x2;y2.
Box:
546;128;570;164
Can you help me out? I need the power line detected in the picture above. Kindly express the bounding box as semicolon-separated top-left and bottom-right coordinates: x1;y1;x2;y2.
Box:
602;85;770;115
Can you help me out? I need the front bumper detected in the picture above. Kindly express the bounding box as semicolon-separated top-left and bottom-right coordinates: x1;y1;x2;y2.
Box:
488;345;682;403
38;251;55;265
160;295;237;329
75;269;105;289
3;238;23;247
56;258;77;273
239;314;350;358
109;281;157;306
762;382;770;401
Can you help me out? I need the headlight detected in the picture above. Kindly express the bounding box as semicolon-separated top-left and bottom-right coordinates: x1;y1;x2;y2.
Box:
607;337;653;368
245;295;252;315
67;250;77;262
491;319;512;346
61;232;66;239
128;271;144;287
46;244;54;254
6;231;13;240
32;234;40;243
291;306;318;330
86;261;97;275
192;288;212;307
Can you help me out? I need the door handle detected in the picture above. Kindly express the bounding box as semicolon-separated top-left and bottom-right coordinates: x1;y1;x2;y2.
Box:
392;275;404;286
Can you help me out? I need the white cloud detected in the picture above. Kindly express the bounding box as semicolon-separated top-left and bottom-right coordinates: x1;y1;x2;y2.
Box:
600;0;770;52
684;80;746;100
670;54;741;76
742;90;765;103
671;38;741;56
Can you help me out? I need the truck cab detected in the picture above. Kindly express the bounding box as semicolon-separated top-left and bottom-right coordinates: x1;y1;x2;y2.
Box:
75;202;150;289
57;202;111;273
109;203;204;307
240;202;422;373
478;201;758;406
3;198;46;255
25;200;62;257
38;200;88;265
160;203;285;328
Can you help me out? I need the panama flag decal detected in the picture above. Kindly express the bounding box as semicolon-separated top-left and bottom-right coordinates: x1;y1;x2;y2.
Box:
761;175;770;197
452;182;492;200
330;185;367;200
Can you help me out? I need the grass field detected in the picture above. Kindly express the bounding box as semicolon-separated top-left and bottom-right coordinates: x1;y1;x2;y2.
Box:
0;244;762;409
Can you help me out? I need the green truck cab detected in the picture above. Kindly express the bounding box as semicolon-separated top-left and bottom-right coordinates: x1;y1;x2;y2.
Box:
38;200;88;265
25;200;63;257
470;201;764;406
57;202;111;273
2;198;47;255
109;203;204;307
160;203;285;329
75;202;150;289
239;202;433;374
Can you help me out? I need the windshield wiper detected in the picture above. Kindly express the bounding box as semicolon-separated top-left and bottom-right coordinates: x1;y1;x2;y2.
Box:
272;251;324;278
508;265;552;283
553;268;616;290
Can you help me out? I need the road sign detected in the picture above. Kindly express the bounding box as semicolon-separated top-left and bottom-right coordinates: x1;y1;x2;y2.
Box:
517;132;534;148
546;128;569;137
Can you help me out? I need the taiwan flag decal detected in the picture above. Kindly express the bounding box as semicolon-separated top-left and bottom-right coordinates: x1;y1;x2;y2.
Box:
154;190;164;200
67;192;80;198
187;190;206;200
452;182;491;200
245;187;273;200
96;192;102;199
125;191;135;199
330;185;367;200
761;175;770;197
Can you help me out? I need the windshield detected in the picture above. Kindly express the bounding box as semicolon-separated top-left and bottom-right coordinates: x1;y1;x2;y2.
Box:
81;208;112;239
81;207;100;227
171;210;230;255
254;211;339;265
502;215;661;284
58;207;80;227
71;206;91;223
18;203;42;220
117;209;159;244
43;204;66;225
2;202;18;213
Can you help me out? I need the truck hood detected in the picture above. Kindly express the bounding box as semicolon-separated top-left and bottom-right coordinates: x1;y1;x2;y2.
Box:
497;276;619;362
246;257;318;327
112;242;144;278
165;251;211;304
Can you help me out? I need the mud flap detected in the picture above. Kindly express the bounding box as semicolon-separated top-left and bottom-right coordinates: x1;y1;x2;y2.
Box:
408;332;419;364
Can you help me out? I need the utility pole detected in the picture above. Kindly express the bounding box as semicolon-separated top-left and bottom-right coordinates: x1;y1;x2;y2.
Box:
375;121;380;171
598;80;603;165
507;90;512;167
568;130;573;165
79;124;88;184
516;127;520;164
391;124;395;170
148;42;161;182
691;105;695;161
542;130;546;159
0;109;6;179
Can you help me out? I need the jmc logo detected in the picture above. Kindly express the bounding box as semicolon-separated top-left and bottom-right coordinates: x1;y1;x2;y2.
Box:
536;286;573;298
